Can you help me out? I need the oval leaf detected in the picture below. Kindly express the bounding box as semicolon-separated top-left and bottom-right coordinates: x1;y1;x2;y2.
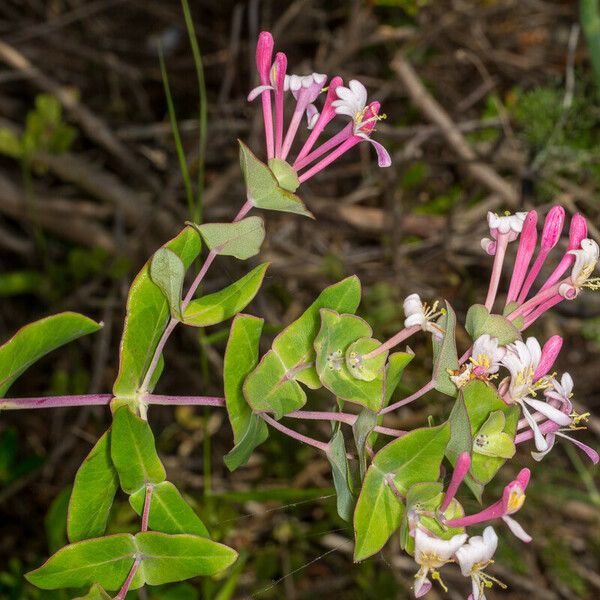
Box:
0;312;101;397
68;430;118;542
183;263;268;328
223;314;268;471
353;424;450;561
465;304;521;346
135;532;238;584
25;534;137;591
113;226;202;398
195;217;265;260
111;407;166;494
432;301;459;397
150;248;185;320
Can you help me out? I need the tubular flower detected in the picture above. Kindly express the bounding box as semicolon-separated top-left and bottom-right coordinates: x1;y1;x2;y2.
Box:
446;469;532;543
559;238;600;299
517;374;600;464
248;32;390;186
481;211;527;255
413;528;467;597
403;294;445;339
500;338;571;452
470;334;505;378
456;527;506;600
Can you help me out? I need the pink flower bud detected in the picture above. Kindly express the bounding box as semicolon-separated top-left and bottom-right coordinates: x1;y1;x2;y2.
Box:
540;205;565;250
568;213;588;251
507;210;537;303
256;32;274;85
321;76;343;120
273;52;287;90
533;335;563;380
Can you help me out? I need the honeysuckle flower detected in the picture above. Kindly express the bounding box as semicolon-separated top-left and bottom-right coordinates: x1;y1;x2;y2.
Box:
456;527;506;600
446;469;532;543
559;238;600;299
413;528;467;597
403;293;445;339
500;337;571;452
332;79;368;119
470;334;505;378
481;211;527;254
506;210;538;303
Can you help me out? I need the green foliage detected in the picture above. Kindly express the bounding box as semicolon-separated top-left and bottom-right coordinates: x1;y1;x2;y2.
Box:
353;424;450;561
150;248;186;321
267;158;300;192
223;314;268;471
45;487;71;554
73;584;110;599
111;407;166;495
244;277;361;418
183;264;268;328
431;302;459;397
67;431;118;543
0;94;77;162
129;482;209;537
113;226;202;398
239;141;313;217
465;304;521;345
191;217;265;260
25;533;237;591
0;312;101;398
326;428;356;522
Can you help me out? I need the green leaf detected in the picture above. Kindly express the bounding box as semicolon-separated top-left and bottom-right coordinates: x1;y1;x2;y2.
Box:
445;393;472;466
26;532;236;592
45;486;71;554
26;534;137;591
239;141;313;218
113;226;202;397
244;276;361;418
130;481;209;537
223;314;268;471
473;411;516;459
353;424;449;561
268;158;300;192
326;428;355;522
183;264;268;327
353;409;378;479
315;310;386;411
68;431;118;542
465;304;521;346
149;248;185;320
431;301;459;397
345;337;388;382
193;217;265;260
0;128;22;158
462;380;519;498
73;584;111;599
111;407;166;494
135;532;238;584
0;312;101;397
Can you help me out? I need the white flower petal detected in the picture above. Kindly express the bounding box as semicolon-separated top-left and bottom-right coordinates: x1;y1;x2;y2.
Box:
523;398;572;426
502;515;532;543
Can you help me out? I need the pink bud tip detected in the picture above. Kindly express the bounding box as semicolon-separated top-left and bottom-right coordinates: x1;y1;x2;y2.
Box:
256;32;274;84
568;213;588;250
274;52;287;88
521;210;539;248
516;468;531;489
534;335;563;381
541;205;565;250
324;76;343;108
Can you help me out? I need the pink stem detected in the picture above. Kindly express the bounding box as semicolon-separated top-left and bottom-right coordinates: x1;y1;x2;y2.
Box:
295;118;329;165
141;484;152;532
140;199;250;396
298;136;361;183
114;556;141;600
484;234;509;311
362;326;420;360
147;394;225;407
515;420;559;444
380;379;435;415
285;410;406;437
516;248;550;304
293;123;352;170
260;412;329;452
261;92;274;159
0;394;113;410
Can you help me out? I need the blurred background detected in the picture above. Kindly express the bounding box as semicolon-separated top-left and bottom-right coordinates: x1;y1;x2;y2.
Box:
0;0;599;598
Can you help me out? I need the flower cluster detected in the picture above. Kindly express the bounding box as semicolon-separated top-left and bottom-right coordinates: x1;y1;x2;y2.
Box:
249;31;390;186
